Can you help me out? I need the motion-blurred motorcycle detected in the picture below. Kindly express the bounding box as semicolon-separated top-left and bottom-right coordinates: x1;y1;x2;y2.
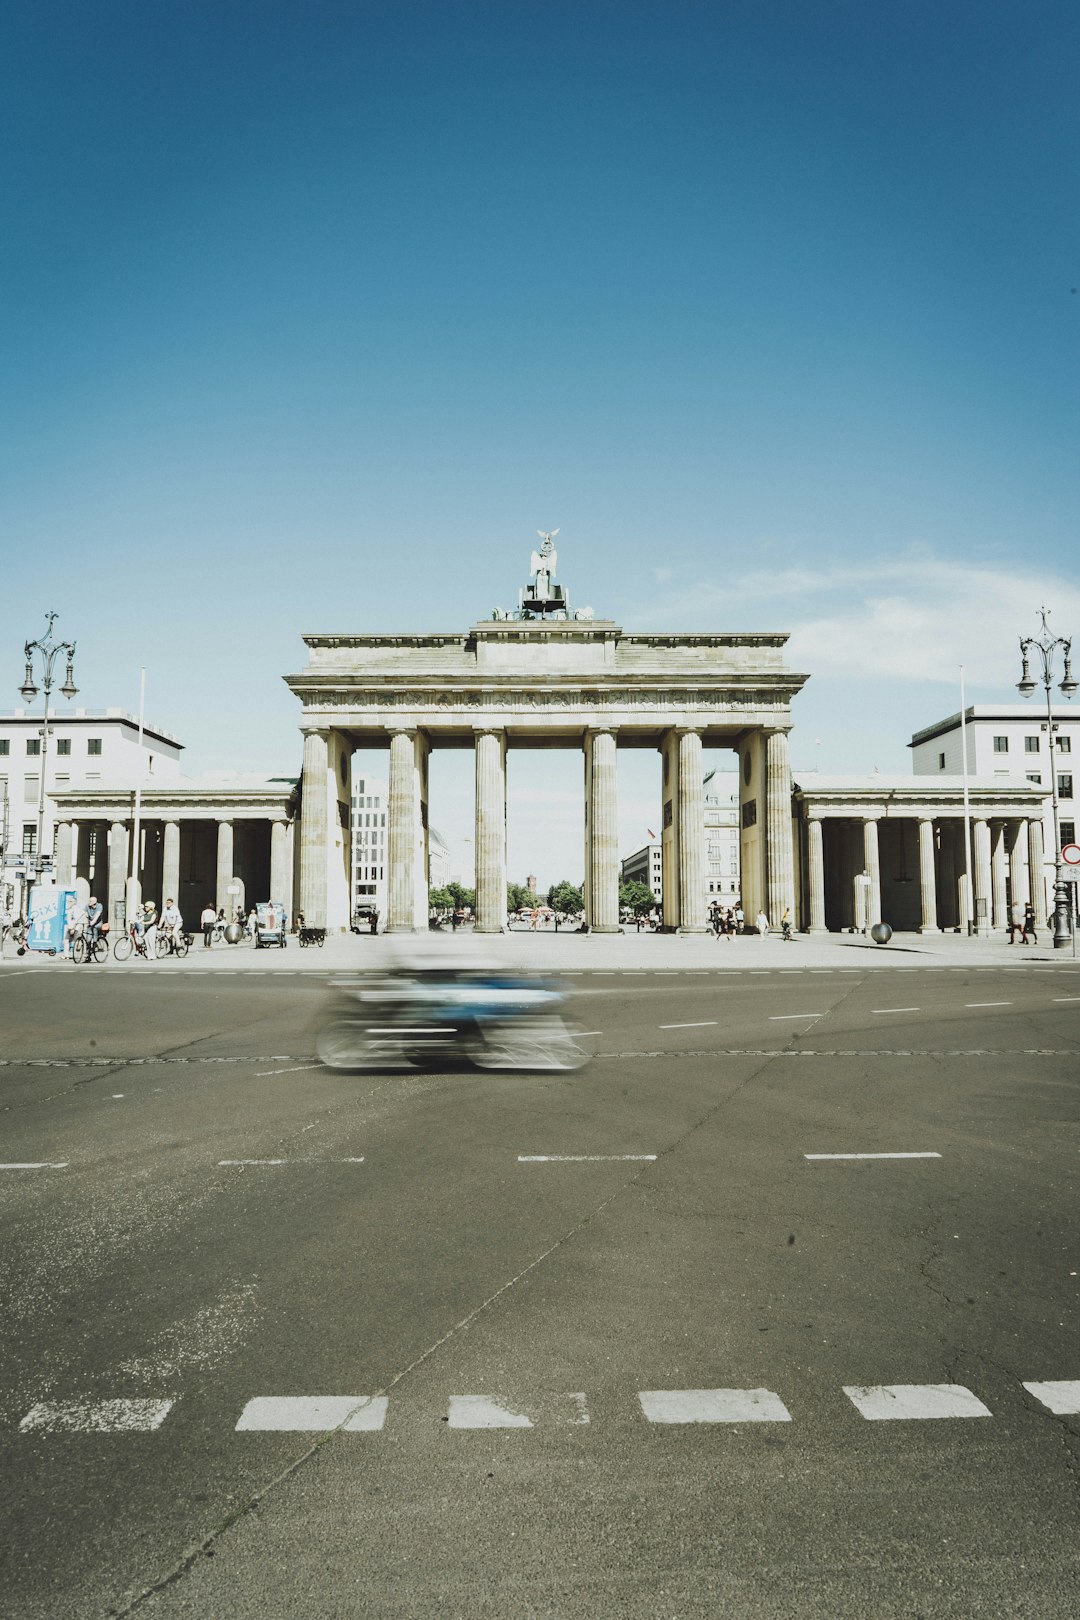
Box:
316;965;591;1072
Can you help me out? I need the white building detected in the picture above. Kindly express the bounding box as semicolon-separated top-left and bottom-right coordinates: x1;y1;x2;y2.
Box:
621;775;741;914
910;705;1077;889
350;773;388;919
0;706;183;912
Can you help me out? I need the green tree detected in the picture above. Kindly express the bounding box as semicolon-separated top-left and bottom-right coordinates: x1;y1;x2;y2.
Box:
507;881;534;914
446;880;476;911
547;880;584;916
428;886;454;912
619;879;655;915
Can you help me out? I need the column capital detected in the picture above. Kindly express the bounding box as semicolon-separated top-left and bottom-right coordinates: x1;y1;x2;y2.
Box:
761;724;793;737
386;724;418;738
586;723;619;737
471;725;505;739
674;725;703;739
300;724;331;739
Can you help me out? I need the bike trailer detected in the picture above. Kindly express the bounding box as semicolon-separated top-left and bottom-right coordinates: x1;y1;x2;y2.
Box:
254;901;288;948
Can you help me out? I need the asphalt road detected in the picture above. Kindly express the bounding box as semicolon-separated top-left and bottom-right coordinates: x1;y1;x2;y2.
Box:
2;960;1079;1619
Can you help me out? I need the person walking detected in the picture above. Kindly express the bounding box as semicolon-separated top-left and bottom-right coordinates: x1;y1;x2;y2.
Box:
780;906;794;941
1021;902;1037;944
200;903;217;949
1007;901;1023;945
0;903;12;957
755;909;769;937
734;903;745;936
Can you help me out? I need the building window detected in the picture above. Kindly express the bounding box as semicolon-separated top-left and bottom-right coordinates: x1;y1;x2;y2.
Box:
26;738;40;756
24;775;39;803
992;736;1008;753
87;738;102;755
22;826;36;856
1025;735;1040;753
1058;736;1072;754
1058;775;1073;800
1061;821;1075;849
1027;772;1042;785
56;737;71;756
55;775;69;787
937;752;946;769
0;739;8;755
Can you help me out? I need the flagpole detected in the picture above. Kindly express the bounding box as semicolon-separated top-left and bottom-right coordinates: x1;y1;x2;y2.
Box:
959;666;974;934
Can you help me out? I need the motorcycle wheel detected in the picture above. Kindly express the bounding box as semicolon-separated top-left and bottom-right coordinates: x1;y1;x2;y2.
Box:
470;1018;591;1072
316;1020;418;1072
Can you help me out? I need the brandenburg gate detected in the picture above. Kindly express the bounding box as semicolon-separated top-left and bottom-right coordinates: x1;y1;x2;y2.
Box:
286;542;809;933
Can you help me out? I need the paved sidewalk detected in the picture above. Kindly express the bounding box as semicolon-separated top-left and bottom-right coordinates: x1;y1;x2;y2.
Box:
3;926;1075;972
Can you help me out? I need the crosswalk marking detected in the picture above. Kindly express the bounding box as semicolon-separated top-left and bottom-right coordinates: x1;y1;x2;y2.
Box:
19;1399;173;1433
1022;1380;1080;1415
448;1395;533;1428
639;1388;792;1424
235;1396;387;1431
843;1384;991;1420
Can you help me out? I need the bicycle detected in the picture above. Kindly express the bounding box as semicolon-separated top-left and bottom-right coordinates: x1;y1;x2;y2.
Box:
155;928;191;959
113;923;153;962
71;927;109;965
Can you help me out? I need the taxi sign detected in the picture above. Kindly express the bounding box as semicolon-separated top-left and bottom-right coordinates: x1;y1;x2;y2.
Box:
1062;843;1080;866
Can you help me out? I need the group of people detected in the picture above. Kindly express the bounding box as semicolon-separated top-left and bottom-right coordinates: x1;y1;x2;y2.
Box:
1007;902;1040;944
708;903;795;940
198;903;253;948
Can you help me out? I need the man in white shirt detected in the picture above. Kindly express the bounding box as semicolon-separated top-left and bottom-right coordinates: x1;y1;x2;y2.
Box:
200;903;217;948
159;899;184;954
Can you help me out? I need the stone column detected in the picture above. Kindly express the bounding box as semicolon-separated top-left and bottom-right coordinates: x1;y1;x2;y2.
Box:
990;821;1008;930
299;729;330;928
973;817;992;937
270;819;290;906
676;729;706;933
862;817;881;929
162;820;181;909
1008;820;1029;916
807;815;827;933
765;728;796;927
55;821;73;888
938;823;957;931
387;729;419;933
70;821;81;884
585;728;619;933
1028;817;1046;926
215;819;234;915
917;818;938;934
474;729;507;934
107;822;128;924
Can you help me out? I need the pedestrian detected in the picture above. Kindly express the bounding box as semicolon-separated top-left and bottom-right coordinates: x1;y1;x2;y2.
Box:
0;902;11;956
369;906;378;935
780;907;794;941
734;903;745;936
200;902;216;948
1021;902;1037;944
1007;901;1023;945
755;909;769;937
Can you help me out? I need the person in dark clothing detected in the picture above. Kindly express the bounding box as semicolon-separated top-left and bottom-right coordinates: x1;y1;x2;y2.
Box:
1021;902;1037;944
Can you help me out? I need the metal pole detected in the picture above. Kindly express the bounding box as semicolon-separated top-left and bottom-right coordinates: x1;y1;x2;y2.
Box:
129;667;145;888
959;667;974;935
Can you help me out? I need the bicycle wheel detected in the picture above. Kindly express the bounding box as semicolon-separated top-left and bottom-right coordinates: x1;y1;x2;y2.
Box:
71;937;87;965
113;935;133;961
155;934;171;959
174;933;191;958
91;936;110;964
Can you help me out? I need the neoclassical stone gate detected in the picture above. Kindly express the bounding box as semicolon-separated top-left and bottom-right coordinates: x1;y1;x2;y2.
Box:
286;618;808;933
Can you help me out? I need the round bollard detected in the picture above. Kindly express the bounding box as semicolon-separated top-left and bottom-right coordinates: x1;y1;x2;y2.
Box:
870;922;893;945
224;923;242;944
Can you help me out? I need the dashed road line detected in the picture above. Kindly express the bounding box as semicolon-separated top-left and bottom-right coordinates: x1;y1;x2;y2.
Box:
0;1161;68;1170
19;1399;174;1433
518;1154;657;1163
769;1012;825;1020
804;1152;941;1161
638;1388;792;1424
872;1007;920;1014
965;1001;1012;1008
235;1396;387;1432
659;1021;718;1029
843;1384;991;1421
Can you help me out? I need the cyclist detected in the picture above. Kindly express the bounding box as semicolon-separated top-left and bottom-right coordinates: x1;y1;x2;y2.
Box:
85;896;104;949
159;897;184;954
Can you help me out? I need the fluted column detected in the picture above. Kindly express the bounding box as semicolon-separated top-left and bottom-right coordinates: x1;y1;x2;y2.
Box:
990;821;1008;930
1028;817;1046;926
1008;820;1029;916
765;728;795;926
676;729;705;933
162;820;181;909
55;821;73;888
585;729;619;932
474;729;507;934
107;822;128;924
918;818;938;934
215;820;234;915
807;815;827;933
299;729;330;927
862;817;881;929
973;818;992;937
270;819;290;906
387;729;419;932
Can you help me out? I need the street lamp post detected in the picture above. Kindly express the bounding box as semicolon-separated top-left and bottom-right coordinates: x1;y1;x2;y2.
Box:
1017;607;1077;949
19;613;78;887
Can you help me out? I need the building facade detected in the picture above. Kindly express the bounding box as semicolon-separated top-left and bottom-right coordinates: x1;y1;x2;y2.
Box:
622;776;741;913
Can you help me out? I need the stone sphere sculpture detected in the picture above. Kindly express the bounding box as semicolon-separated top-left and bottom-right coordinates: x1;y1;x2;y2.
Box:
870;922;893;945
224;923;243;944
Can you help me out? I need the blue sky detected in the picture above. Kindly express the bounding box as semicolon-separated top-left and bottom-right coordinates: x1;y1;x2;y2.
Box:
3;1;1077;883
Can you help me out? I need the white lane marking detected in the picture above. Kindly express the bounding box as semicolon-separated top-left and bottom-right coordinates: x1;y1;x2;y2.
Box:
448;1395;533;1429
965;1002;1011;1008
20;1399;173;1433
0;1162;69;1170
577;1031;603;1037
235;1396;388;1431
218;1158;365;1166
111;1094;125;1099
254;1064;322;1076
639;1388;792;1424
659;1021;718;1029
1022;1380;1080;1415
518;1154;657;1163
844;1384;991;1420
1052;997;1080;1003
872;1008;920;1014
805;1152;941;1161
769;1013;824;1020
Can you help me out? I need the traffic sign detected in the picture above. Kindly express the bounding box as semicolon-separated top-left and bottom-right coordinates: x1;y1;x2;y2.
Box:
1062;843;1080;866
